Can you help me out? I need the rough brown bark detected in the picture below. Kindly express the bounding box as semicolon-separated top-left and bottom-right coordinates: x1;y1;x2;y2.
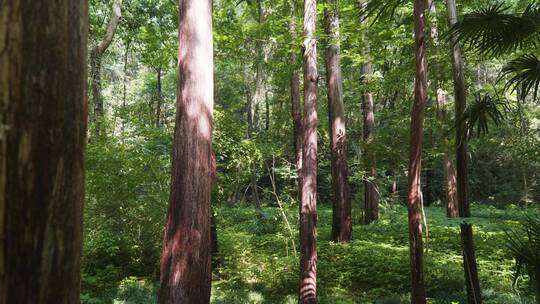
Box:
158;0;214;302
290;0;303;198
0;0;88;302
299;0;318;302
359;0;378;224
324;0;352;243
91;0;123;137
407;0;428;302
445;0;469;218
428;0;458;217
460;223;482;304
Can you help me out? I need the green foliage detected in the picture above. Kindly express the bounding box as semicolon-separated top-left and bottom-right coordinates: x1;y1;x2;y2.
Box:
452;3;540;57
505;215;540;297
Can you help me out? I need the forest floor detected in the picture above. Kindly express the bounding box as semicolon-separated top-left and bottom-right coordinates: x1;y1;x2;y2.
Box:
86;204;538;304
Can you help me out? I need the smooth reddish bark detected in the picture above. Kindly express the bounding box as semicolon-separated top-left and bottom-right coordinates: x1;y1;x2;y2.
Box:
299;0;318;302
0;1;88;302
158;0;214;303
324;1;352;243
407;0;428;302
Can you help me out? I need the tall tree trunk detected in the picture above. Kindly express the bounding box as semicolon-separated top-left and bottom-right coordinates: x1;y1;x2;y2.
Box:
445;0;468;218
156;67;162;128
361;64;378;224
428;0;458;217
359;0;378;224
158;0;214;302
290;0;303;198
90;0;123;138
446;1;482;301
460;223;482;303
324;0;352;243
299;0;318;302
407;0;428;302
0;1;88;302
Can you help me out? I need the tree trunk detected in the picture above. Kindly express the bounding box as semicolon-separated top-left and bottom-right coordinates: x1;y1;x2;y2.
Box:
359;0;378;224
158;0;214;302
0;1;88;302
460;223;482;304
324;0;352;243
407;0;428;302
90;0;123;138
299;0;318;302
156;67;162;128
290;1;303;198
428;0;458;217
362;65;378;224
445;0;469;218
446;1;482;301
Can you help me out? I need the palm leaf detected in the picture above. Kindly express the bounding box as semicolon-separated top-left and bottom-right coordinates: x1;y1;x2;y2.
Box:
360;0;408;24
501;53;540;102
454;93;509;138
450;3;540;56
505;215;540;291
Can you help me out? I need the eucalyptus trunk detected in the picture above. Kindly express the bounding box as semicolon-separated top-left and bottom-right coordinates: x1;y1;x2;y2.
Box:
324;0;352;243
299;0;318;302
158;0;214;302
0;0;88;302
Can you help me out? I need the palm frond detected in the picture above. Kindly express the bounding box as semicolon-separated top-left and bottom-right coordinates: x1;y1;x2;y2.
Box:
501;53;540;102
360;0;408;24
454;93;510;138
450;3;540;56
505;215;540;290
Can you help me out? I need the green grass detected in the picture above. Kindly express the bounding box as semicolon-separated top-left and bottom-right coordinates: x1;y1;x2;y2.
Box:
85;204;538;303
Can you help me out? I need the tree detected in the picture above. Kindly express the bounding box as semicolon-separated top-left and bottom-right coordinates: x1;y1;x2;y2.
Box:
360;0;378;224
290;0;303;197
158;0;214;302
446;0;482;301
427;0;458;217
406;0;428;301
91;0;123;137
324;0;352;242
299;0;318;301
0;0;87;302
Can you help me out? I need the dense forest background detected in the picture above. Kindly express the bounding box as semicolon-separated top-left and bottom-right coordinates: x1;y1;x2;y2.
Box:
79;0;539;302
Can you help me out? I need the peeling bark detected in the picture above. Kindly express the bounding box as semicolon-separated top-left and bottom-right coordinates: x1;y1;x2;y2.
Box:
0;0;88;302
